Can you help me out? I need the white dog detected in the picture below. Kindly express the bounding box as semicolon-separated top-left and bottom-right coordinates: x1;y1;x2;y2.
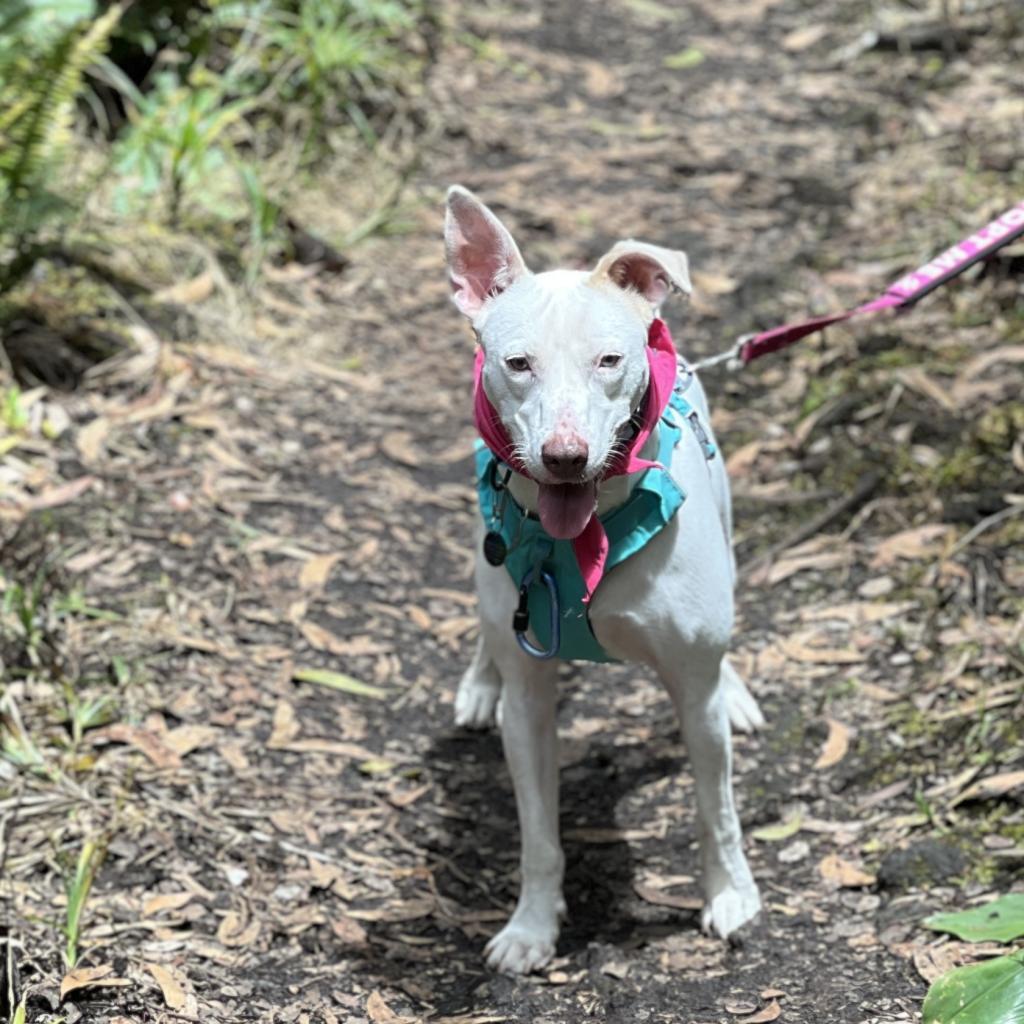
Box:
444;186;763;975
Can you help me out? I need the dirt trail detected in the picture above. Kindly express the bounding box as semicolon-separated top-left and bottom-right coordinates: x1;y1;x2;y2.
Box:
7;1;1024;1022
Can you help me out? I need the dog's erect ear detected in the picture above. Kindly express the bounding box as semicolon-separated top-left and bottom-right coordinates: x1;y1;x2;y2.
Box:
445;185;528;319
590;240;692;308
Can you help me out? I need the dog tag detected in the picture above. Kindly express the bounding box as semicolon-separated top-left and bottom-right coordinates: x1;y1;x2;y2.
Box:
483;530;507;567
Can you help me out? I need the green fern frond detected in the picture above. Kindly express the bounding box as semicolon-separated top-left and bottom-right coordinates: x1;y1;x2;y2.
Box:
0;4;123;200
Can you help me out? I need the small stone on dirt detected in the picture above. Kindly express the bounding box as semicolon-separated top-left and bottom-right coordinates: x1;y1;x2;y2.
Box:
877;839;966;890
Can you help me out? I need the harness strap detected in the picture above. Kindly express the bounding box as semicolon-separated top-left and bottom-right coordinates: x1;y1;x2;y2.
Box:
476;382;711;662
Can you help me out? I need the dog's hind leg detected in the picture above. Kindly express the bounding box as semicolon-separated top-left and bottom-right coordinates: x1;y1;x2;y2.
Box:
455;634;502;729
721;657;765;733
657;648;761;940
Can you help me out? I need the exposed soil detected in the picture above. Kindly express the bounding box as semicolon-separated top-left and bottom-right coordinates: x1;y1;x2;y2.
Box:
3;1;1023;1023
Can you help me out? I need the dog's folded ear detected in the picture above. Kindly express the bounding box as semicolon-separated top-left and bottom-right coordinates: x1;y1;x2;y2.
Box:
445;186;529;319
590;240;692;309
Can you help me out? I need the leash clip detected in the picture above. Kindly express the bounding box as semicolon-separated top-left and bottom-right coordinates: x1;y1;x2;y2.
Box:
692;334;751;373
514;566;561;660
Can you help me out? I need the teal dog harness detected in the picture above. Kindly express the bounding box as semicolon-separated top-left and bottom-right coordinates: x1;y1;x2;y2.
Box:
475;375;716;663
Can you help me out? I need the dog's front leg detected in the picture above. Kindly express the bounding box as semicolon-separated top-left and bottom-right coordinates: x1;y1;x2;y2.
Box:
484;646;565;974
658;649;761;939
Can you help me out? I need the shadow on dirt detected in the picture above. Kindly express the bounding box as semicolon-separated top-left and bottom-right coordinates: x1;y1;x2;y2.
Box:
338;717;706;1014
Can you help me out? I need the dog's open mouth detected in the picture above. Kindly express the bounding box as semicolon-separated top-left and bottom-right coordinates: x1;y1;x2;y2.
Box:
537;481;597;540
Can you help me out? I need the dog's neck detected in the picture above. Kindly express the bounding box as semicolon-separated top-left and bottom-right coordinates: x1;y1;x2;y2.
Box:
506;421;662;518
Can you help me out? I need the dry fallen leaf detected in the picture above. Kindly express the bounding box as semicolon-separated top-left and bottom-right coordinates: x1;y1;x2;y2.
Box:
692;269;739;295
762;550;850;586
601;960;630;979
819;853;876;888
143;891;194;916
634;882;702;911
780;633;865;665
951;770;1024;807
300;553;341;591
870;524;954;568
583;60;623;98
94;723;182;770
726;1000;757;1015
217;910;261;947
331;915;368;945
164;724;218;757
24;475;96;512
782;23;828;50
379;431;421;467
898;367;957;412
802;600;916;625
913;940;1006;984
407;605;433;631
367;989;411;1024
738;1000;782;1023
154;270;215;306
300;621;389;657
814;718;851;769
388;782;432;808
77;417;111;463
725;439;765;478
267;700;301;749
146;962;189;1011
859;681;901;702
60;964;128;1000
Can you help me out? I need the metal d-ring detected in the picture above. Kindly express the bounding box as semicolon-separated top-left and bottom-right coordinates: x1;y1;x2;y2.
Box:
514;566;561;660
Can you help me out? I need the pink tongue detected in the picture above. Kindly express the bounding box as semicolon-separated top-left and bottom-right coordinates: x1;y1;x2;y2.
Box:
537;481;597;540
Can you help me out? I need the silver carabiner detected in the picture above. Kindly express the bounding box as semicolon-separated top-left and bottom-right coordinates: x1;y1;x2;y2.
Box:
513;566;561;660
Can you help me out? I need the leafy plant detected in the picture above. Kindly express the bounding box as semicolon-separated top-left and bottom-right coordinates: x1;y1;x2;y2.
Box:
215;0;422;151
925;895;1024;945
113;67;256;225
0;693;46;774
1;387;28;432
63;689;117;746
922;895;1024;1023
63;837;103;967
0;572;48;669
0;1;123;288
923;949;1024;1024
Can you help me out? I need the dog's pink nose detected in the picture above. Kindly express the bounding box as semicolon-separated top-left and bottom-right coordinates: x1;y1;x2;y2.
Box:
541;436;589;480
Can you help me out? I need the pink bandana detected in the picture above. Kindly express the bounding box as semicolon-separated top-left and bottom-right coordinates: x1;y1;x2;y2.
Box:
473;318;679;601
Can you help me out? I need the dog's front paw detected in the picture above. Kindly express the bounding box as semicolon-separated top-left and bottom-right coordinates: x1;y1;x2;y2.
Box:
454;674;500;729
485;919;558;975
701;882;761;939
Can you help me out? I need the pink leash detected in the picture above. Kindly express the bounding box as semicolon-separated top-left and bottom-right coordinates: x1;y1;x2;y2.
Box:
697;201;1024;370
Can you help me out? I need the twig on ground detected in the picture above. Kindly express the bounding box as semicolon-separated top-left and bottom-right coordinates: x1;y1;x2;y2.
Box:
948;501;1024;556
740;469;884;579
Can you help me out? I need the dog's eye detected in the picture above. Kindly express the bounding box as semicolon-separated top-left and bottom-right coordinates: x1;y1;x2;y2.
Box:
505;356;531;373
599;353;622;369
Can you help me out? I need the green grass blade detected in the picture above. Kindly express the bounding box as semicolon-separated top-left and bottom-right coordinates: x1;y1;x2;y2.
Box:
292;667;387;699
64;837;103;968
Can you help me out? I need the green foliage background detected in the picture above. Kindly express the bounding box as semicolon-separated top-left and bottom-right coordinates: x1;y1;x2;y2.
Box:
0;0;430;292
